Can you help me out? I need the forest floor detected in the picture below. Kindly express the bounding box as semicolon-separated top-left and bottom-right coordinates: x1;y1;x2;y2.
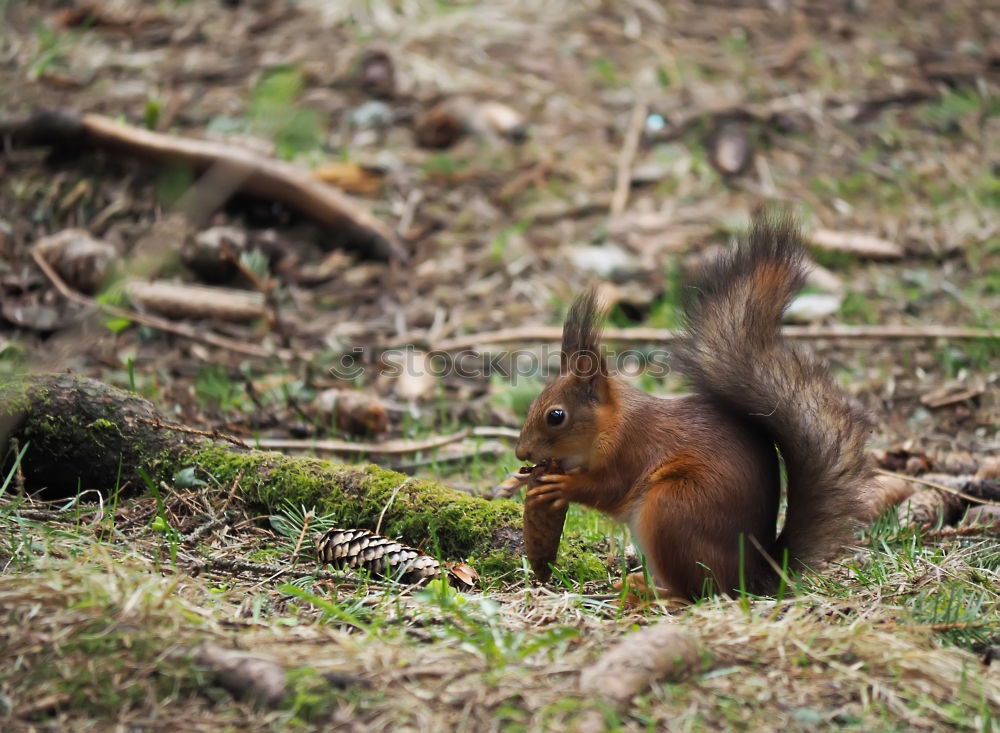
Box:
1;0;998;730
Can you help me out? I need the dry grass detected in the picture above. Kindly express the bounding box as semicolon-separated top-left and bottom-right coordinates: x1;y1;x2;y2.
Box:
1;495;996;731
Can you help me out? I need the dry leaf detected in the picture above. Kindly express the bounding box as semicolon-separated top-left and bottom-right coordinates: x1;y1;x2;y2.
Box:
976;457;1000;481
475;101;528;142
415;97;527;149
312;161;385;197
445;562;480;589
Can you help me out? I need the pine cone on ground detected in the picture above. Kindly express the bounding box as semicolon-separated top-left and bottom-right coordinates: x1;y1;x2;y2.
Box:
315;528;441;585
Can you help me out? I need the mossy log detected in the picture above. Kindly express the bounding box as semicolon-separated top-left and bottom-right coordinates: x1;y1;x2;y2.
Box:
0;374;607;579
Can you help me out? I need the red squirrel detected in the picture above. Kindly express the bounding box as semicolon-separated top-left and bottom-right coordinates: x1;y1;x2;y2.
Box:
516;213;874;600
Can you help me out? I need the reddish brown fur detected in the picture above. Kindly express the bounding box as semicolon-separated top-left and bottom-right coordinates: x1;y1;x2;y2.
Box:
517;212;875;600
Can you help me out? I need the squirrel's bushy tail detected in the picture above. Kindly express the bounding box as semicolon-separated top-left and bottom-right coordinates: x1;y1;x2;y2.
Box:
676;212;873;572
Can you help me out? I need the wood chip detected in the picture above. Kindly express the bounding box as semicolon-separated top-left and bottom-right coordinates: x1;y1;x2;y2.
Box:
195;643;287;706
385;349;438;403
919;382;984;409
810;229;904;260
126;279;266;323
579;623;705;704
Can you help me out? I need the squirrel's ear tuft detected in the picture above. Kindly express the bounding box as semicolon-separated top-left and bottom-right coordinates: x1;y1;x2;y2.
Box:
561;287;607;378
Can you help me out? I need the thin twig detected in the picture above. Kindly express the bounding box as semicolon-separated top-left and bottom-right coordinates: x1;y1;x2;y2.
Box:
32;246;293;361
181;516;227;545
132;416;251;449
198;556;389;588
875;469;999;507
290;509;314;564
375;478;414;536
747;534;796;593
611;99;648;216
429;324;1000;352
255;426;521;456
10;109;405;260
219;471;244;514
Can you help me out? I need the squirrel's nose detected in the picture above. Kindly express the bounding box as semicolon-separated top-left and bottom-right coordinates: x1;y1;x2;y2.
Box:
515;443;531;462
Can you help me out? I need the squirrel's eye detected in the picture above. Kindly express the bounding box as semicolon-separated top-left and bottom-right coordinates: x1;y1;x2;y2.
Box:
546;408;566;426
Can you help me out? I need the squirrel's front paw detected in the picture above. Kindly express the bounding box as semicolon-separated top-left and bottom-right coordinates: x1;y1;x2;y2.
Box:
525;471;581;510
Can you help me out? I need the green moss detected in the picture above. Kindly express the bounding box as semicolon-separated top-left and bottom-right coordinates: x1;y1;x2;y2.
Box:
190;445;522;560
0;374;32;416
247;548;283;564
283;666;338;722
87;418;121;434
557;536;610;583
475;550;524;579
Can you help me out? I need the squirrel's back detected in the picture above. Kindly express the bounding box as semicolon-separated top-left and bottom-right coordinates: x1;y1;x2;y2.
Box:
675;213;873;576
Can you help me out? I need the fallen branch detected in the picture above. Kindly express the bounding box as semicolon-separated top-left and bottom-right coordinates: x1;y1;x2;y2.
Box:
3;109;406;261
125;279;267;323
430;324;1000;352
810;229;904;260
610;99;648;216
33;245;290;361
194;644;288;706
875;469;1000;507
579;622;706;704
254;426;521;455
0;374;588;574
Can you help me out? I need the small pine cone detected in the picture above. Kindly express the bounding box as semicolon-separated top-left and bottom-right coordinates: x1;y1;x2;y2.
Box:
315;528;442;584
898;488;964;528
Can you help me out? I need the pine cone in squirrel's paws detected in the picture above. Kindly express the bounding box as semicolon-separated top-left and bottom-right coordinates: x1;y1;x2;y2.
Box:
523;460;568;583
